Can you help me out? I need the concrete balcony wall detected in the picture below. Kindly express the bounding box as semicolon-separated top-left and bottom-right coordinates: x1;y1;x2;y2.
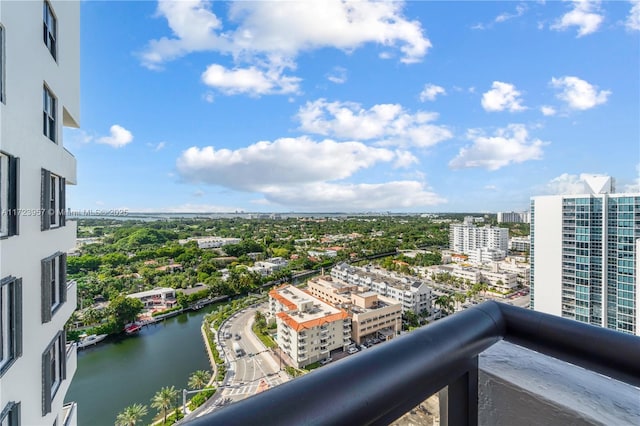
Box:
478;341;640;426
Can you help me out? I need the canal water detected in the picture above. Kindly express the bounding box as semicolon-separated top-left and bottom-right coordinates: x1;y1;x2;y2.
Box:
65;305;218;426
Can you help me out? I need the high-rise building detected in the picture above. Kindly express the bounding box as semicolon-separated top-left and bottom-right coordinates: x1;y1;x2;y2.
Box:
0;1;80;424
531;176;639;336
449;217;508;259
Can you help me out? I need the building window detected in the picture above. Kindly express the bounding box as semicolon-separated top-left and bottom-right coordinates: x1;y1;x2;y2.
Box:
43;1;57;60
43;86;56;142
0;152;18;237
42;331;66;415
40;169;65;231
41;253;67;323
0;276;22;377
0;401;20;426
0;25;5;104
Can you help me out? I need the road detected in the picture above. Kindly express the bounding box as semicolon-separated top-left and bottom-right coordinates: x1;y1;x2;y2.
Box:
193;305;290;418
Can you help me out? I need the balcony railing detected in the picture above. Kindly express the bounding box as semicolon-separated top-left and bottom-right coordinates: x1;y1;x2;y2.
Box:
62;402;77;426
182;301;640;426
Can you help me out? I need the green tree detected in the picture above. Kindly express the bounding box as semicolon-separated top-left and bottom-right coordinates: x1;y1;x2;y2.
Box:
109;295;144;330
453;292;467;311
435;295;454;316
115;403;148;426
188;370;212;390
151;386;178;425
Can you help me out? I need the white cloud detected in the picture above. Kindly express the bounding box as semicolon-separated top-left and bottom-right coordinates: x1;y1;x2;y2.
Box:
626;0;640;31
540;105;557;116
176;136;397;190
550;76;610;110
139;0;226;70
262;181;446;211
393;150;419;168
296;99;453;148
419;84;446;102
96;125;133;148
147;142;166;151
541;173;616;195
202;92;215;103
449;124;547;171
327;67;347;84
140;0;431;92
484;185;498;191
551;0;604;37
192;189;205;197
495;4;528;23
175;136;443;211
481;82;526;112
201;63;301;96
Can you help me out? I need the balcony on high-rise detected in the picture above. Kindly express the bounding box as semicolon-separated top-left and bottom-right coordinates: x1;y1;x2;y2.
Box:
181;301;640;426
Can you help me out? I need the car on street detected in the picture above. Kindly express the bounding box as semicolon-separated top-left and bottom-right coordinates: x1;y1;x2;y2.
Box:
348;347;359;354
234;333;241;340
319;358;333;365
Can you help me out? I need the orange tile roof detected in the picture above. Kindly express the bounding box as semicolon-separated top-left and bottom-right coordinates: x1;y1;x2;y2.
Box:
269;288;298;311
276;310;349;332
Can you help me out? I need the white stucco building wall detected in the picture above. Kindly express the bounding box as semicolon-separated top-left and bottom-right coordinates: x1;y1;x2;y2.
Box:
0;1;80;424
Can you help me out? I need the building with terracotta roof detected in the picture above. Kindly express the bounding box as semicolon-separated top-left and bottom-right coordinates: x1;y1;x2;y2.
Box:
307;276;402;344
269;285;350;367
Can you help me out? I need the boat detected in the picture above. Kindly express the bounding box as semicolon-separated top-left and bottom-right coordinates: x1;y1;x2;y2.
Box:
124;322;142;334
77;333;108;349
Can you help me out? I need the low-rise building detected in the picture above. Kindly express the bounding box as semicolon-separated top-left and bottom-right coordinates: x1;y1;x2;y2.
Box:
509;236;531;253
248;257;288;276
331;263;432;315
307;275;357;306
347;292;402;344
467;247;506;264
179;237;241;249
269;285;350;367
127;287;177;309
307;276;402;344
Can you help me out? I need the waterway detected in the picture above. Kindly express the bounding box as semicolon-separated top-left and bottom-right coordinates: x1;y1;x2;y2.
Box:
65;304;218;426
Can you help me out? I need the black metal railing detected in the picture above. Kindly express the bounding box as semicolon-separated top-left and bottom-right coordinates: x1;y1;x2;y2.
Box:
182;301;640;426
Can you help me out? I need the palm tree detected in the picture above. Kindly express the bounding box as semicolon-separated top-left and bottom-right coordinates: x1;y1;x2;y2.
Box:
115;403;148;426
188;370;211;390
434;295;454;316
453;292;467;311
151;386;178;425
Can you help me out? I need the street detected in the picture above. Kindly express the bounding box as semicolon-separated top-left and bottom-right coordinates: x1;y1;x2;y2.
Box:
194;305;290;417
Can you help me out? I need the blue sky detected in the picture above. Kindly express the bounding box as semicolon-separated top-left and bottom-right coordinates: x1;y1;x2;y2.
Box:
65;0;640;213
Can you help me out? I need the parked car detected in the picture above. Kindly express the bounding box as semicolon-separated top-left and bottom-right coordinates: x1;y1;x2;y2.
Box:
348;347;359;354
319;358;333;365
234;334;241;340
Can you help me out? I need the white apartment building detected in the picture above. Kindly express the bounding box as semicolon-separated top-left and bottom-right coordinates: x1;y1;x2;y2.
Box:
248;257;288;276
269;285;350;368
0;2;80;425
490;259;530;287
467;247;506;264
331;263;432;315
531;176;640;336
179;236;241;249
431;264;519;292
509;236;531;253
449;218;508;259
497;211;530;223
